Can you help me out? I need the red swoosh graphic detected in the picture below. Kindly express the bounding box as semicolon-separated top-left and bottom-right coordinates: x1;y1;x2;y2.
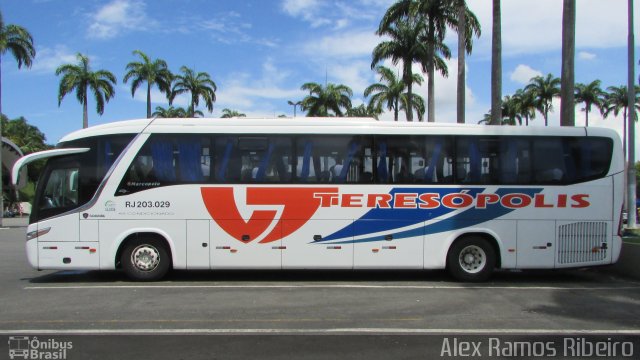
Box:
201;187;338;243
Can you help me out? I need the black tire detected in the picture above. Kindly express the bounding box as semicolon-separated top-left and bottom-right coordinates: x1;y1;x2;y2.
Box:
447;236;496;282
121;237;171;281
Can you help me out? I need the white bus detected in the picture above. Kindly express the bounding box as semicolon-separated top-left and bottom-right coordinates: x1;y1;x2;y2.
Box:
12;118;624;282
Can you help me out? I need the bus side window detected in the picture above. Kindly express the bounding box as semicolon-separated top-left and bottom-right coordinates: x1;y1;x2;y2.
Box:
229;136;293;184
498;138;531;185
422;137;453;184
214;137;236;183
532;138;566;184
375;136;419;184
456;137;483;184
559;137;612;183
577;138;612;180
177;139;205;182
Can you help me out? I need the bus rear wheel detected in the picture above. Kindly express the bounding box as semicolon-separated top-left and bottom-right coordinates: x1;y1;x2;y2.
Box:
447;236;496;282
121;238;170;281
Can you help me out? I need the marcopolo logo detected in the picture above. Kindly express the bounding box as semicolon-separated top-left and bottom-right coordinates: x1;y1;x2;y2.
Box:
7;336;73;359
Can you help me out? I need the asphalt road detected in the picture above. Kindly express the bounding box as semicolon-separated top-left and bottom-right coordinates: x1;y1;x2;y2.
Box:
1;226;640;359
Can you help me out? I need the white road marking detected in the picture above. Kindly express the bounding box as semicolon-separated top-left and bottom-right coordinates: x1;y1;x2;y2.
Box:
24;284;640;290
1;328;639;335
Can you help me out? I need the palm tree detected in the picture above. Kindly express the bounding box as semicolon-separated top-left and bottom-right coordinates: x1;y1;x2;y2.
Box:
512;88;537;126
602;85;640;160
123;50;172;118
478;111;491;124
0;11;35;225
455;0;481;124
399;91;426;121
300;82;353;117
575;80;605;127
220;108;246;118
0;11;35;119
373;15;431;122
525;73;561;126
501;95;522;126
56;53;117;129
560;0;576;126
379;0;469;123
346;104;382;119
152;105;202;118
365;65;423;121
170;66;217;117
491;0;502;125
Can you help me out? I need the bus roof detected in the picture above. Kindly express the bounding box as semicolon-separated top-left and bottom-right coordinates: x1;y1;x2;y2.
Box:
59;117;619;143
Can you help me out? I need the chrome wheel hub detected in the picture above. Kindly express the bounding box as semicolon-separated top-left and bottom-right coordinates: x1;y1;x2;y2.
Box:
131;244;160;271
458;245;486;274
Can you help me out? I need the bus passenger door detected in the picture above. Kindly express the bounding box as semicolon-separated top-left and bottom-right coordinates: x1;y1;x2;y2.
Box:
210;220;281;269
516;220;556;268
281;220;353;269
353;220;423;269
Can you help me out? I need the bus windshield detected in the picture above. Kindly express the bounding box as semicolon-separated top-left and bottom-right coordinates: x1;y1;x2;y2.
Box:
40;167;79;211
31;134;134;223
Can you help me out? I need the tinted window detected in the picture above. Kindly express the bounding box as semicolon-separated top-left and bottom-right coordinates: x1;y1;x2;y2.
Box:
114;133;613;195
295;136;372;184
32;134;134;222
456;137;532;185
117;135;211;194
376;136;453;184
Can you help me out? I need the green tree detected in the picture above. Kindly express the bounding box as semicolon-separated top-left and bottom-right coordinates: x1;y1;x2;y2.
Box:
478;111;491;125
379;0;463;122
1;114;50;183
373;15;432;122
170;66;217;117
152;105;202;118
575;80;605;127
123;50;173;118
346;104;382;119
399;91;426;121
0;11;35;221
365;65;422;121
512;88;537;126
0;11;35;119
220;108;246;118
300;82;353;117
525;73;561;126
491;0;502;125
501;95;521;125
1;115;48;154
602;85;640;159
56;53;117;129
455;0;481;124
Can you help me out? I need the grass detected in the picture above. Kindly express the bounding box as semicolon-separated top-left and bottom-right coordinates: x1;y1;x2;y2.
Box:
623;227;640;244
624;236;640;245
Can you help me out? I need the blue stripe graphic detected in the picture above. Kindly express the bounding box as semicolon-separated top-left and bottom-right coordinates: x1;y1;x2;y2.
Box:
317;188;542;244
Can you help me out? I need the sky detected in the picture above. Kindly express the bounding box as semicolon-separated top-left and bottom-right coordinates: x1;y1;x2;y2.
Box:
1;0;640;158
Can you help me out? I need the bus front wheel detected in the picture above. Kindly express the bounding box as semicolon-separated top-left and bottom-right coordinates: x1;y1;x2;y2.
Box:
121;237;171;281
447;236;496;282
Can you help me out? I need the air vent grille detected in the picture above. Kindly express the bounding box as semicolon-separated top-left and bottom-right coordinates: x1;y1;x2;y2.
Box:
557;222;607;264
